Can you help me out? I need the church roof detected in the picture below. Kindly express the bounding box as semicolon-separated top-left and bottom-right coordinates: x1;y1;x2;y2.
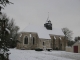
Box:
22;24;64;39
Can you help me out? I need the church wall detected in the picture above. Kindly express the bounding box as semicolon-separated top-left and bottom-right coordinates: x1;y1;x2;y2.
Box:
50;35;67;50
30;33;38;49
38;38;51;49
17;33;23;49
17;32;39;50
17;33;67;50
60;36;67;50
20;32;31;49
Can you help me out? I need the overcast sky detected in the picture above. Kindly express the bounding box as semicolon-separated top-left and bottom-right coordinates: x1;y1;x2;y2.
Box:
2;0;80;39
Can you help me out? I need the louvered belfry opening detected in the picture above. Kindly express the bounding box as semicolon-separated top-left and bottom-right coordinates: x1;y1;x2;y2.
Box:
44;20;52;30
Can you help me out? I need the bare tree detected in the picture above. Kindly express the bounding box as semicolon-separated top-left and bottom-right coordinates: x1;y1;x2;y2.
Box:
7;18;19;47
62;27;73;41
62;28;74;46
0;0;13;14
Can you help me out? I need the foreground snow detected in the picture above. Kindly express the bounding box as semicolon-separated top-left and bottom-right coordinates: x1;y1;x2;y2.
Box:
9;49;80;60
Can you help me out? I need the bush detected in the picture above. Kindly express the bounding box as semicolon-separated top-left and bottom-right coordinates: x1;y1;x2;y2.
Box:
35;48;43;51
0;53;10;60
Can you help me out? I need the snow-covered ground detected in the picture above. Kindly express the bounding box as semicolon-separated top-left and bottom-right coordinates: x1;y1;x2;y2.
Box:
9;49;80;60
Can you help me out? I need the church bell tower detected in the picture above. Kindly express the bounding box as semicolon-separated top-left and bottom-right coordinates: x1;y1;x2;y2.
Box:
44;13;52;30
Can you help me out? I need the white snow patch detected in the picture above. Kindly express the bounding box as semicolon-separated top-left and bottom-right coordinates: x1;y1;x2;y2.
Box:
5;28;10;34
20;33;22;37
59;37;62;40
9;49;77;60
54;36;56;39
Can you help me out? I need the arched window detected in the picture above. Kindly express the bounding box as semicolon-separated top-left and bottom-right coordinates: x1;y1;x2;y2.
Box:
53;39;55;44
33;37;35;45
43;42;44;45
24;36;28;44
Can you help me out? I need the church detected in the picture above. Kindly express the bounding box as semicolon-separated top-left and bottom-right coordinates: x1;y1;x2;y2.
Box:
17;19;67;50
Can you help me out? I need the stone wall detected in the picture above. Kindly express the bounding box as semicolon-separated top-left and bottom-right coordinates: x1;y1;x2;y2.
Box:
50;35;66;50
66;46;72;52
38;38;51;49
17;32;67;50
17;32;38;50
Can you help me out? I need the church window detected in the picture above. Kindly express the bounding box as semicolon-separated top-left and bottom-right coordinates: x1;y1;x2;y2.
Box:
33;37;35;45
24;36;28;44
53;39;55;44
43;42;45;45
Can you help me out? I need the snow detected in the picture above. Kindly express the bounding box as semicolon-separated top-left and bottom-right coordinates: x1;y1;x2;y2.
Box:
10;38;12;39
0;51;4;54
9;49;80;60
0;49;11;58
5;28;10;34
20;33;22;37
22;24;64;39
54;36;56;39
59;37;62;40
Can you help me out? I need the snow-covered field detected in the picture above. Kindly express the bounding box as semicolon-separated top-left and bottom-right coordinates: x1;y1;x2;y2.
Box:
9;49;80;60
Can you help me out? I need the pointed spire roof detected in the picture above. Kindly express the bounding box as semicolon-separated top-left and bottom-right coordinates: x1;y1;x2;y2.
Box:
46;12;49;23
44;12;52;30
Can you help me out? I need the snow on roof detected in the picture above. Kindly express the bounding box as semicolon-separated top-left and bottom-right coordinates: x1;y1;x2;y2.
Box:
22;24;64;39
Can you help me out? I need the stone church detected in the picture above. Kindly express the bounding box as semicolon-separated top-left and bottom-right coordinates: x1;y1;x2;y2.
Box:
17;19;67;50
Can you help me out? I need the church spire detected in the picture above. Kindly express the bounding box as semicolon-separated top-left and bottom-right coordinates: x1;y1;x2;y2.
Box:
46;12;49;23
44;12;52;30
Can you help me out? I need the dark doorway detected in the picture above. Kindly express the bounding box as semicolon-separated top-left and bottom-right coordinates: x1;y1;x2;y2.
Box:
74;46;78;53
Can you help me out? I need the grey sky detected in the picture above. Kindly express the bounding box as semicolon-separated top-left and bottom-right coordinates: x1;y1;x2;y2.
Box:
2;0;80;39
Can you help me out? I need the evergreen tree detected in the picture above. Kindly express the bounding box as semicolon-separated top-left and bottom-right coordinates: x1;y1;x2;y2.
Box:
0;0;13;60
0;13;10;60
74;36;80;42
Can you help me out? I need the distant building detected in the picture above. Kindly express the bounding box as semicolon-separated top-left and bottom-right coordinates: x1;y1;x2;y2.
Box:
17;19;67;50
66;40;80;53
